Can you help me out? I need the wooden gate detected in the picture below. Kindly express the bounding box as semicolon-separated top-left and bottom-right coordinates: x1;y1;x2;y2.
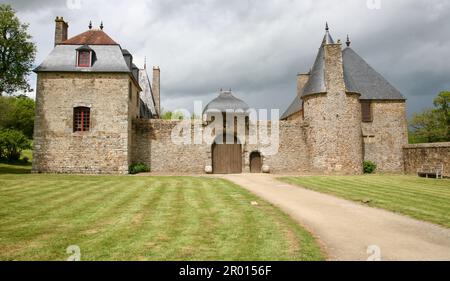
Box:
250;151;262;173
212;143;242;174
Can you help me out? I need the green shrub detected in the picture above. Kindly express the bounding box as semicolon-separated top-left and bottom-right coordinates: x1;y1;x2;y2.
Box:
363;161;377;174
129;163;150;175
0;129;31;161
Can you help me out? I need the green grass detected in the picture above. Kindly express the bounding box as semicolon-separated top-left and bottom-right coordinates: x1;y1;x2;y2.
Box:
0;172;324;261
280;175;450;228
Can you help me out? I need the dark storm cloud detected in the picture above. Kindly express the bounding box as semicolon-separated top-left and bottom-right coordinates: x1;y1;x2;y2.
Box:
1;0;65;11
3;0;450;116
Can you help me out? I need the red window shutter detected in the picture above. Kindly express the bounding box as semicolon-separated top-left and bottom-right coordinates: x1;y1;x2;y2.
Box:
78;51;91;67
73;107;90;132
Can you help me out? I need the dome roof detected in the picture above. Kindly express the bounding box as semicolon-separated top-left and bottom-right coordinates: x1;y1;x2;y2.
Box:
203;91;249;114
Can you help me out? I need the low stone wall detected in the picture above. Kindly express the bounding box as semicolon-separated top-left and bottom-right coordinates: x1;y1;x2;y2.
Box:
403;143;450;177
132;119;209;173
132;119;311;174
251;121;310;174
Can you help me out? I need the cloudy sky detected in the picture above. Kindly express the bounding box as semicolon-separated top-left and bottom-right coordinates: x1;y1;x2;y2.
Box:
2;0;450;116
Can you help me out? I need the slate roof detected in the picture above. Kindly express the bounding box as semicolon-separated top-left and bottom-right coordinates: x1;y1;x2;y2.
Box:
204;91;250;114
34;44;130;73
60;29;118;45
322;23;334;45
138;68;157;118
280;94;302;120
302;45;326;97
282;25;406;119
342;47;405;100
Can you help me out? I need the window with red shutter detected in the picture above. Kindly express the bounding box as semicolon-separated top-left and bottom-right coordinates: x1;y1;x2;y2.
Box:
73;107;91;132
78;51;91;67
361;101;373;122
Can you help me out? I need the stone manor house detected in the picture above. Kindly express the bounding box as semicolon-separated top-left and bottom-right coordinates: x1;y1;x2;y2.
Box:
32;18;409;175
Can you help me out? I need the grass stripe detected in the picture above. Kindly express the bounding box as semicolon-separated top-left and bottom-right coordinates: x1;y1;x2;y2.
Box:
280;176;450;228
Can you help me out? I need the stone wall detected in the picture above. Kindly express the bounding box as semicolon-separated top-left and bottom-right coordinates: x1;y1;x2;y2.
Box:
303;43;363;175
32;72;133;174
132;119;209;173
132;119;311;174
362;101;408;172
403;142;450;177
284;110;303;122
245;121;310;174
264;121;310;173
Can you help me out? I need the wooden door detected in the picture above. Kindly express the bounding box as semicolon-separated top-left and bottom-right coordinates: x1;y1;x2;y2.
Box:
212;144;242;174
250;152;262;173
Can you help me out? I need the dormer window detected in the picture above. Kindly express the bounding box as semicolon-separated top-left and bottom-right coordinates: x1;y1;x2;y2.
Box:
76;45;94;67
78;51;91;67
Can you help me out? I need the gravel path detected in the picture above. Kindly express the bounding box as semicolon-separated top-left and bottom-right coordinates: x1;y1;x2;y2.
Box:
222;174;450;261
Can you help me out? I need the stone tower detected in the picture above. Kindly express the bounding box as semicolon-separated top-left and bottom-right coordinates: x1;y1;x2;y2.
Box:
302;24;363;174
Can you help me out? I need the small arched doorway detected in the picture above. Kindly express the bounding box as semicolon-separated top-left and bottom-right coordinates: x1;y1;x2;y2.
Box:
250;151;262;173
212;135;242;174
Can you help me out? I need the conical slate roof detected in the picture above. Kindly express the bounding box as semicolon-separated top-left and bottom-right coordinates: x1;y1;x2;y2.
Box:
300;25;405;99
204;91;249;114
322;23;334;45
301;45;327;97
282;25;405;119
280;94;302;120
301;24;334;98
342;47;405;100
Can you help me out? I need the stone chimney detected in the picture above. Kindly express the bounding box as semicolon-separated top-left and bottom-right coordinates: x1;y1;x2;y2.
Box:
296;73;310;97
54;16;68;46
323;40;363;174
152;66;161;117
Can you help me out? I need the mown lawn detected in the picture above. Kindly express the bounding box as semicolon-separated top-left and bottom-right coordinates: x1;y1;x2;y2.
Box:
0;170;324;261
280;175;450;228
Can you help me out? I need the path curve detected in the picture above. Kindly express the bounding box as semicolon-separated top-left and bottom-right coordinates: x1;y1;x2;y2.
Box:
222;174;450;261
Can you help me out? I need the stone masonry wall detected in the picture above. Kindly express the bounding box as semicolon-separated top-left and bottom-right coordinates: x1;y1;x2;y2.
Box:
403;142;450;177
32;72;132;174
303;43;363;175
245;121;310;174
362;101;408;172
132;119;209;173
132;119;311;174
285;110;303;122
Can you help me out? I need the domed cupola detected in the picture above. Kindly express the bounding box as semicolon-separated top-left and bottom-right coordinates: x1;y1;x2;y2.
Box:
203;90;249;115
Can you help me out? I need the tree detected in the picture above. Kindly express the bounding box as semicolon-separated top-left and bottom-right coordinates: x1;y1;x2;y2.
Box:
0;4;36;96
409;91;450;143
0;95;35;138
161;110;185;120
433;91;450;139
0;129;31;161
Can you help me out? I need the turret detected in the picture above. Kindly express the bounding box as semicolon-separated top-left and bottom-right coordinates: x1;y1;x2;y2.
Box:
302;24;363;174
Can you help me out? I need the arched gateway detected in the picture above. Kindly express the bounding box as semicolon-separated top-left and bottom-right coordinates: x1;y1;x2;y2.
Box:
204;90;249;174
